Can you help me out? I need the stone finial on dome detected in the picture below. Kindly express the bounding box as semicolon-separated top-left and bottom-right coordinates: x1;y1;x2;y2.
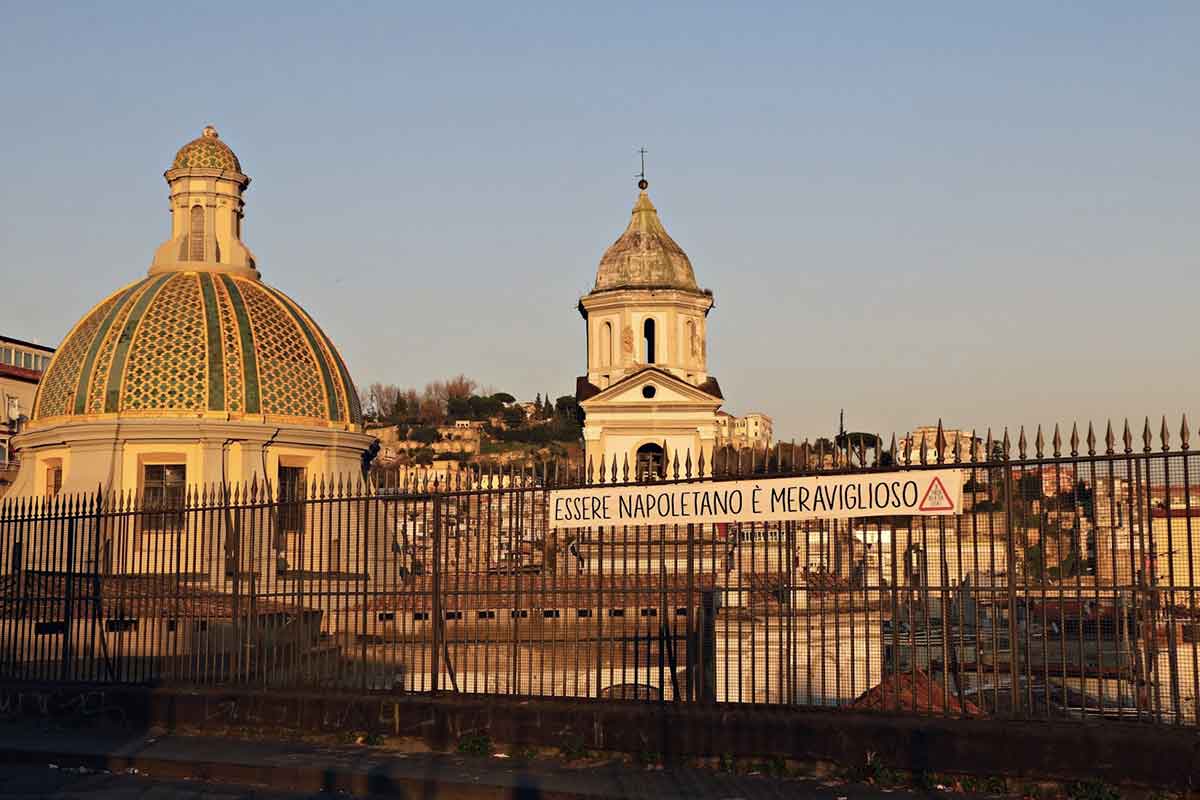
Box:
592;188;701;293
202;125;219;138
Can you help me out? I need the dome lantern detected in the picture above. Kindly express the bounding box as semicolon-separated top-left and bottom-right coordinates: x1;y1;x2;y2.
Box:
152;126;258;279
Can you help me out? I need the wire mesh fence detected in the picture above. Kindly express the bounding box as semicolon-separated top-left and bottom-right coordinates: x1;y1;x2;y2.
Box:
0;417;1197;726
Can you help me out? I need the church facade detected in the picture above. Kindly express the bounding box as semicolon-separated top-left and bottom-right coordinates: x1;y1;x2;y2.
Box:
6;127;373;500
575;182;722;479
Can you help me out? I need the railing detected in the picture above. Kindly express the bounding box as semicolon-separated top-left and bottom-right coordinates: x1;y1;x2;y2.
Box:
0;416;1196;726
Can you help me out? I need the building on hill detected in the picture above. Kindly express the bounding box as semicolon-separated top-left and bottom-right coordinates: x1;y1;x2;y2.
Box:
575;178;722;479
5;126;372;499
1;336;56;493
898;426;980;464
714;410;773;450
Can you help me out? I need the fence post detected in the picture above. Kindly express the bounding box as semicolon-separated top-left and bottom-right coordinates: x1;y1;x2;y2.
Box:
430;492;442;693
61;515;76;682
700;589;717;703
685;522;694;703
1003;467;1021;716
360;488;369;693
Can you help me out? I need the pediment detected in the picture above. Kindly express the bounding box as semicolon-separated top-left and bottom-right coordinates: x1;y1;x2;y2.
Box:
581;367;721;408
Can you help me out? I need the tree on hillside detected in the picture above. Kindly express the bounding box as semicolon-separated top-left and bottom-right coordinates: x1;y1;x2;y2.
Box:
358;387;376;422
812;436;837;454
502;405;527;427
365;383;402;423
555;395;584;430
443;374;477;402
417;394;444;425
410;426;440;445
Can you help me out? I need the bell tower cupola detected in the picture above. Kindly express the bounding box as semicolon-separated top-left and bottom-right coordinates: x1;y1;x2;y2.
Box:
151;125;259;279
579;180;714;391
574;170;723;474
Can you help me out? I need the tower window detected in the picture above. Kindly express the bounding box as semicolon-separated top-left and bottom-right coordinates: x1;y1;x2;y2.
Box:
600;321;612;368
188;205;204;261
636;443;665;481
643;318;656;364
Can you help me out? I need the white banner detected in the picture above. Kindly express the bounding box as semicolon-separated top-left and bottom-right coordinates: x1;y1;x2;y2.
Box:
549;469;962;530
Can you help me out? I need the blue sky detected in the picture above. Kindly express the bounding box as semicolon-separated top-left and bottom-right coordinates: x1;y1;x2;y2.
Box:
1;2;1197;440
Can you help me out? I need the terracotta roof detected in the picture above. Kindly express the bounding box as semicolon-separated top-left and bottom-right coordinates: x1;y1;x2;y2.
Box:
850;670;986;717
0;364;41;383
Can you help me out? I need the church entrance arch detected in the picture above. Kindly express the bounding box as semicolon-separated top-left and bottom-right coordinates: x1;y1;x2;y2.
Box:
635;442;665;481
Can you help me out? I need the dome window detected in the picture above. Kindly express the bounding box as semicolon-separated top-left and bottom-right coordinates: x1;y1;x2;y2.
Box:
188;205;204;261
643;318;656;364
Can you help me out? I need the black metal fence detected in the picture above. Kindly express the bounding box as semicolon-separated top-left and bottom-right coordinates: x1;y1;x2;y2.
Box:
1;417;1197;726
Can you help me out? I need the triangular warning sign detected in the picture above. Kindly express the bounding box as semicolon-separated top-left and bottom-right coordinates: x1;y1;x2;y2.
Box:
918;476;955;512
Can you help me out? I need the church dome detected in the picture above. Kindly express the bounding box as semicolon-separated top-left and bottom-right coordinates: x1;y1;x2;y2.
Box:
593;190;701;293
31;272;362;428
171;125;242;173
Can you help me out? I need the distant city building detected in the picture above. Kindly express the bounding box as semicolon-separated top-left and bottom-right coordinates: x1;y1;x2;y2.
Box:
714;410;773;450
1;336;55;492
898;426;980;464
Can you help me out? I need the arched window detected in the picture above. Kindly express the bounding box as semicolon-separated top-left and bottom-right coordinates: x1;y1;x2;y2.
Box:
643;318;656;364
189;205;205;261
600;321;612;367
636;443;665;481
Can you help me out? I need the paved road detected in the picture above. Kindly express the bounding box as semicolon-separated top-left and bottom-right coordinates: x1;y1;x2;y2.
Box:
0;721;987;799
0;761;986;800
0;763;338;799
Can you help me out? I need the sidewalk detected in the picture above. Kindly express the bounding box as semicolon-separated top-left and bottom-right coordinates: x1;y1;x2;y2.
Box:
0;721;956;800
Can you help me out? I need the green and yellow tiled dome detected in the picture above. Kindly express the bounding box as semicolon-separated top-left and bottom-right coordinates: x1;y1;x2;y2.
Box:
171;126;242;173
32;273;362;428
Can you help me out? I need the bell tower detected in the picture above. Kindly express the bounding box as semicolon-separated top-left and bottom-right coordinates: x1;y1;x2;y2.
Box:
576;176;723;475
